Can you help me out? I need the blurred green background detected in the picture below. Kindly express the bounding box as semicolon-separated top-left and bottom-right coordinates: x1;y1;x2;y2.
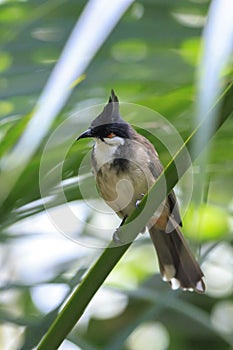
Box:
0;0;232;349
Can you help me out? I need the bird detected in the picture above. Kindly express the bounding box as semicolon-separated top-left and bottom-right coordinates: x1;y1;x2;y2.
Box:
77;90;206;293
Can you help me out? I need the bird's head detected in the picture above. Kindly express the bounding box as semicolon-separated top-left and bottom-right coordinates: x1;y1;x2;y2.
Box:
77;90;132;144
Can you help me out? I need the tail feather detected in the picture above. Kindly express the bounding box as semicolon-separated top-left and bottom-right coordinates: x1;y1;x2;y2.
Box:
149;225;206;293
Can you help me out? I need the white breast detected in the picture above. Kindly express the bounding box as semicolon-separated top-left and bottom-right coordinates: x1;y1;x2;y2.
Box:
93;137;124;170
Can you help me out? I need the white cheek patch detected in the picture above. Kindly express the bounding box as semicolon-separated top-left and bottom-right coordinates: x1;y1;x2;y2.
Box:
103;136;124;146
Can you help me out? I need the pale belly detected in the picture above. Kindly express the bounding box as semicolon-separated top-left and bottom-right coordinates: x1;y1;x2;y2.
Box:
91;140;170;229
94;162;151;218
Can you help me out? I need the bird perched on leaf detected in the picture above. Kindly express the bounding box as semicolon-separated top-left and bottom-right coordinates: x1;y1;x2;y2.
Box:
77;90;206;293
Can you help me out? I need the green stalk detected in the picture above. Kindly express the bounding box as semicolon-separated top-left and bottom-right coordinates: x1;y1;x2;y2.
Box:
37;82;233;350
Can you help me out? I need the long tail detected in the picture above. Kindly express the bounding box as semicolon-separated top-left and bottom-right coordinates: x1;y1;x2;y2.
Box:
149;225;206;293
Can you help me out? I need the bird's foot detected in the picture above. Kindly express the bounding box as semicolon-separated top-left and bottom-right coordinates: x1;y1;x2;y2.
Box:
112;216;128;244
135;193;145;209
113;227;124;244
135;195;146;234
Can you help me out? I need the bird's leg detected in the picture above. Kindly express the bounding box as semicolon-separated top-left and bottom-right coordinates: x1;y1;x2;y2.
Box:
135;193;145;209
113;216;128;243
136;194;146;234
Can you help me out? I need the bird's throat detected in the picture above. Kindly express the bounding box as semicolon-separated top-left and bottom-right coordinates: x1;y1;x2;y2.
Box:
93;138;124;170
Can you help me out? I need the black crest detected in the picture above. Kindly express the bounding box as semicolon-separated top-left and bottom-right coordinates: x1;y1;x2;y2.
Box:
88;90;132;139
91;89;126;128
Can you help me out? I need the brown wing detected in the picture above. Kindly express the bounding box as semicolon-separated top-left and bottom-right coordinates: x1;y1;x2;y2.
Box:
168;190;182;227
133;132;182;226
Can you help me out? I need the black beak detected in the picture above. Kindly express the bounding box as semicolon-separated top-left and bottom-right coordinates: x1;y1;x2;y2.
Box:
76;128;93;141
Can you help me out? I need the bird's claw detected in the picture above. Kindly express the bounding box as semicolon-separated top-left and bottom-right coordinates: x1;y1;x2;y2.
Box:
136;194;145;209
135;195;146;234
113;228;124;244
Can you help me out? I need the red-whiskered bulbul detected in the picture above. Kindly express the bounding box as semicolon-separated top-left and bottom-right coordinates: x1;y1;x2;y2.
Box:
77;90;206;293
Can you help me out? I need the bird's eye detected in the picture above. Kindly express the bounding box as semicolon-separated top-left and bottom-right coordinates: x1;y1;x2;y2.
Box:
107;133;116;138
